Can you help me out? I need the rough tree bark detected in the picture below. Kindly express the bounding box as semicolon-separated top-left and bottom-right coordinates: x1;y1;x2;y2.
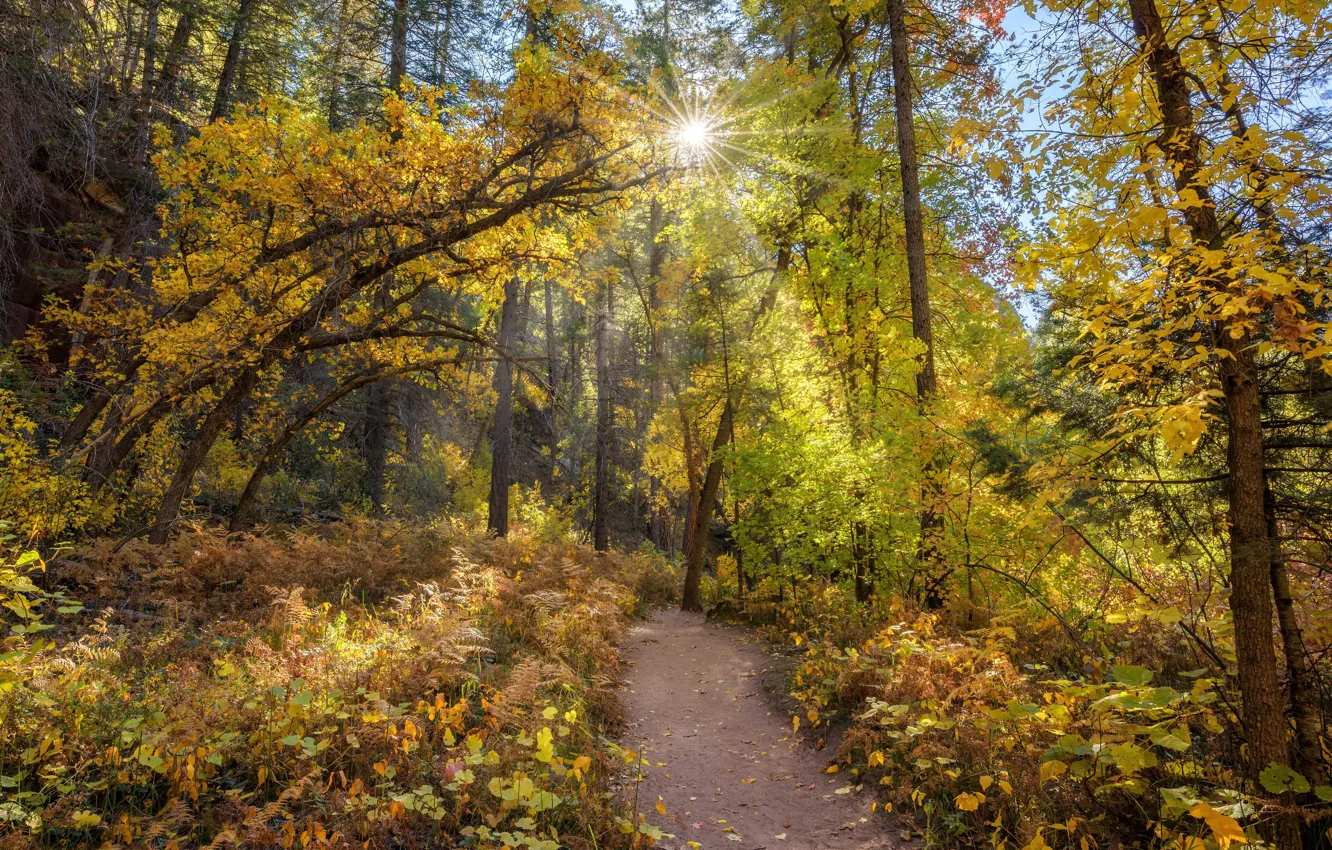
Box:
361;12;409;516
148;368;260;543
678;394;700;560
487;277;521;537
154;4;196;101
209;0;260;122
544;277;559;486
681;400;733;612
1126;0;1292;821
593;277;613;551
134;0;160;164
646;198;670;550
363;384;391;513
888;0;943;598
1267;488;1325;782
679;247;787;609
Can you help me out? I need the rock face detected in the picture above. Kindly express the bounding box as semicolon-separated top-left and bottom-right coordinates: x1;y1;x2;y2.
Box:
0;22;130;351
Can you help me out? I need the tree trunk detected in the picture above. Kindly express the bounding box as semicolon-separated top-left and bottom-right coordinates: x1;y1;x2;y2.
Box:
363;382;391;513
682;400;732;612
389;0;408;93
209;0;259;122
433;0;454;86
324;0;351;128
1267;487;1325;783
134;0;160;164
488;277;520;537
360;10;410;516
85;368;222;495
679;398;700;560
647;198;670;550
888;0;943;583
544;277;559;485
154;4;196;101
62;390;113;454
232;361;451;530
1126;0;1291;809
852;520;873;603
593;278;613;551
148;368;260;543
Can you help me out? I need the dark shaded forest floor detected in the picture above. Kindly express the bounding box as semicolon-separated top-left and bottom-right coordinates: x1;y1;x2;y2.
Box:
621;610;895;850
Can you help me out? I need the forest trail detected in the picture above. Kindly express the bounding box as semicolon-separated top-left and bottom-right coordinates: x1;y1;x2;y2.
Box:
620;610;895;850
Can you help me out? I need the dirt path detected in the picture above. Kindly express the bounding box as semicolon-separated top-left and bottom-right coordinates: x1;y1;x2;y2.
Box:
620;609;894;850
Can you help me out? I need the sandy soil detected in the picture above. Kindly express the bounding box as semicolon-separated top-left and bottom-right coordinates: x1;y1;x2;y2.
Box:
619;609;896;850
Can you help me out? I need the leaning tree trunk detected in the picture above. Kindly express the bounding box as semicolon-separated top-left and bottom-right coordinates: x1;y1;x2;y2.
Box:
487;277;521;537
148;368;260;543
232;360;454;531
1126;0;1293;833
681;400;733;612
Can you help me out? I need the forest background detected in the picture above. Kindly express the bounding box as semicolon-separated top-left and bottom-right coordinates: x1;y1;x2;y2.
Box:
0;0;1330;845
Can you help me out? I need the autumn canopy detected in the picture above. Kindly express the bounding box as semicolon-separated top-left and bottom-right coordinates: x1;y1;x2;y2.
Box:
0;0;1330;844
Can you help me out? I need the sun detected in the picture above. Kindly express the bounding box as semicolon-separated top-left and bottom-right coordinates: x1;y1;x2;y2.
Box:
653;87;736;169
676;120;712;151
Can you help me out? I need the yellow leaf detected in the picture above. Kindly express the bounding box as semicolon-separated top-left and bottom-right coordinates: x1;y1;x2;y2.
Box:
1040;760;1068;783
72;811;102;828
1023;830;1051;850
955;792;985;812
655;797;668;816
979;775;993;791
868;751;885;767
1189;803;1248;849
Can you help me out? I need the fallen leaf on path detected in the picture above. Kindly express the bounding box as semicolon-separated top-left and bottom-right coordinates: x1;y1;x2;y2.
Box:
775;834;786;840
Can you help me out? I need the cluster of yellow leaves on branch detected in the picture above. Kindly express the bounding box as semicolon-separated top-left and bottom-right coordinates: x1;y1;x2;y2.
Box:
40;12;660;540
1013;0;1332;460
0;520;679;848
768;590;1332;850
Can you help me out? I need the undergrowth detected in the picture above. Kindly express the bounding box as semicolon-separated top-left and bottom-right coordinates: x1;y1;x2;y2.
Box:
739;579;1332;850
0;520;679;849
